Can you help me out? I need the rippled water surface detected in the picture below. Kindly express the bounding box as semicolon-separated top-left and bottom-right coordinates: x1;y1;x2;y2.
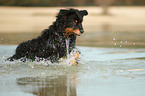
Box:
0;45;145;96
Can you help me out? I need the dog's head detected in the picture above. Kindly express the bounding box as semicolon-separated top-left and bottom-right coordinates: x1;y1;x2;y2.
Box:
57;8;88;36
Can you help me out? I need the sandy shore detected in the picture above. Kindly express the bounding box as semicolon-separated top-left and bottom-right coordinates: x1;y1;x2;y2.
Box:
0;6;145;33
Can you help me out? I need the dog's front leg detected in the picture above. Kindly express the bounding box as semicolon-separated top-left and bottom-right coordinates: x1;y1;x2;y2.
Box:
70;52;80;65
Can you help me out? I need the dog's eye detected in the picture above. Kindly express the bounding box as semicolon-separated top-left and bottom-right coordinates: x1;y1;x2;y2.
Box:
73;20;78;23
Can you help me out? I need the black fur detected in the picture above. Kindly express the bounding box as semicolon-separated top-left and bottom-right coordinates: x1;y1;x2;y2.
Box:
7;8;88;62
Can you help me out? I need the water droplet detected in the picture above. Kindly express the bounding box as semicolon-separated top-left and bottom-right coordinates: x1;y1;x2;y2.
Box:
120;70;123;72
120;41;122;44
113;38;115;40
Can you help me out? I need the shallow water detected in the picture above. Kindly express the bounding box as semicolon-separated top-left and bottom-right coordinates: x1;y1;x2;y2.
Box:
0;45;145;96
1;31;145;48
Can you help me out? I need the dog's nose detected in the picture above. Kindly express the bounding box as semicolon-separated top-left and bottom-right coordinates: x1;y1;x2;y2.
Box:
80;30;84;34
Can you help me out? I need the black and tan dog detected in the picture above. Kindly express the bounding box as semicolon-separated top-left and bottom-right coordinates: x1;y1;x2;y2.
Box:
7;8;88;65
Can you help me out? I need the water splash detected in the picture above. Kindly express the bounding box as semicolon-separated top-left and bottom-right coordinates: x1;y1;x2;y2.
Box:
0;44;78;66
65;38;79;66
65;38;70;57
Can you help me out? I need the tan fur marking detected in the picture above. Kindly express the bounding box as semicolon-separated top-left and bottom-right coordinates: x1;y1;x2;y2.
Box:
65;28;80;36
73;29;80;35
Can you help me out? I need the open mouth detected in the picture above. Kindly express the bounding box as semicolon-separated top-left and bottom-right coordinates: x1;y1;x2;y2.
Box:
65;28;81;36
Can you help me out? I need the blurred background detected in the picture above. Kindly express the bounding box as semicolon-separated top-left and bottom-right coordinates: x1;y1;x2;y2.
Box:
0;0;145;48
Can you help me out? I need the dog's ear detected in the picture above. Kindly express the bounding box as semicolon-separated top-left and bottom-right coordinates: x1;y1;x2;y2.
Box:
80;10;88;16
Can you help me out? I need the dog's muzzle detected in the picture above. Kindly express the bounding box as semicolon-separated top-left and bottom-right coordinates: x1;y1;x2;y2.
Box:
65;28;84;36
73;29;84;36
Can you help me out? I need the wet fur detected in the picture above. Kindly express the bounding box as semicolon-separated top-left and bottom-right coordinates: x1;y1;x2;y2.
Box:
7;8;88;63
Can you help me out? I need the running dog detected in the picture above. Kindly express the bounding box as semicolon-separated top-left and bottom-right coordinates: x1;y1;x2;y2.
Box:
7;8;88;65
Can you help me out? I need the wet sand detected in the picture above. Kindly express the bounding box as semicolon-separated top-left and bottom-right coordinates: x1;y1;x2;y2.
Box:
0;6;145;33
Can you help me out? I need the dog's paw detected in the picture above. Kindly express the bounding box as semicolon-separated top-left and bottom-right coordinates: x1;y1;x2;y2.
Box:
74;52;80;59
70;58;78;65
69;52;80;65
